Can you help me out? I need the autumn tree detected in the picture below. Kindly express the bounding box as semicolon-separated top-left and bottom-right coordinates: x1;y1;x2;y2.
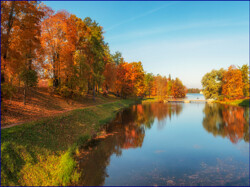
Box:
1;1;45;104
41;10;69;88
103;60;117;93
167;74;173;96
131;62;145;97
155;75;168;100
172;78;186;98
222;65;243;99
116;62;133;98
1;1;43;81
18;2;45;104
1;1;20;82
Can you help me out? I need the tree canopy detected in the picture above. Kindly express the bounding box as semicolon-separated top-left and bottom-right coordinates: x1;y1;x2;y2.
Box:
201;65;249;100
1;1;187;103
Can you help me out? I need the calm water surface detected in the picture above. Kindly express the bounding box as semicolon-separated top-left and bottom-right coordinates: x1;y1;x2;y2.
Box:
185;93;205;100
77;100;249;186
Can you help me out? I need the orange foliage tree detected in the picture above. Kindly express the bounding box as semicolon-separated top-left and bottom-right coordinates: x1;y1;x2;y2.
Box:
1;1;46;104
222;65;243;99
41;10;73;88
115;62;133;98
103;61;117;92
130;62;145;97
172;78;187;98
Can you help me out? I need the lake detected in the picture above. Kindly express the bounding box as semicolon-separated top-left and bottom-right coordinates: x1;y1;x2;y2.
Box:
185;93;205;100
77;99;249;186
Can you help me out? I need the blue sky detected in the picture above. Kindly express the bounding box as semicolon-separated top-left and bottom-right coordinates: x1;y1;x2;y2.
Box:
44;1;249;88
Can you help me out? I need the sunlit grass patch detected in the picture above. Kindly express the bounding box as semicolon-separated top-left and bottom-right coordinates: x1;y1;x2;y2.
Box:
1;99;135;186
142;97;158;104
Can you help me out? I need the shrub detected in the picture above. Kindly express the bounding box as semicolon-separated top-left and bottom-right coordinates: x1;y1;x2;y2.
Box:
48;79;53;88
19;69;38;87
1;83;16;99
218;95;225;101
59;86;72;98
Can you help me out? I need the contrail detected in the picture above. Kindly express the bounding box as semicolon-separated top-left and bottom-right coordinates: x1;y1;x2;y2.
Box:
105;2;178;32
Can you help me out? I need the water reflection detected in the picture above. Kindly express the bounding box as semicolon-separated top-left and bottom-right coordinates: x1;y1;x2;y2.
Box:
77;102;249;186
202;103;249;143
77;103;183;186
121;103;183;130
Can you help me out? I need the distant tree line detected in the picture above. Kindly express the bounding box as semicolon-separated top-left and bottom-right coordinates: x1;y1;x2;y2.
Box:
1;1;187;104
187;88;200;93
201;65;249;100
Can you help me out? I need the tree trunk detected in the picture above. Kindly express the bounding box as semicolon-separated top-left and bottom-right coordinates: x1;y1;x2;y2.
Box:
23;85;27;105
58;53;60;87
2;1;16;74
53;56;58;88
87;80;90;94
93;80;95;101
106;84;109;92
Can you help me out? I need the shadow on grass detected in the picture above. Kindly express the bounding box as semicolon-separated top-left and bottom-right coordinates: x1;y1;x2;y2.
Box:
238;99;250;107
1;142;25;185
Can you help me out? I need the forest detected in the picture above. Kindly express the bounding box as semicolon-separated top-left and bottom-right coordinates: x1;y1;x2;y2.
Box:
1;1;187;106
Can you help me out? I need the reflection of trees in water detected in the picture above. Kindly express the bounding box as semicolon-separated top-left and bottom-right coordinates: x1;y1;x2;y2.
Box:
77;122;145;185
150;103;183;129
77;137;118;186
202;103;249;144
77;103;183;186
128;103;183;129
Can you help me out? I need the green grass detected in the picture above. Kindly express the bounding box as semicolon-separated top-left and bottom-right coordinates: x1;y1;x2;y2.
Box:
141;97;158;104
217;99;250;107
1;99;135;186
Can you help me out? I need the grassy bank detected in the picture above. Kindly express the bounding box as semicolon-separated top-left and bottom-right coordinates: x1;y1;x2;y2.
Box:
1;87;120;127
1;99;136;186
141;97;158;104
216;98;250;107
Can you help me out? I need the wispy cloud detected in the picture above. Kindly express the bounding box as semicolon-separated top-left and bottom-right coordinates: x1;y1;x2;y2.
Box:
105;2;177;31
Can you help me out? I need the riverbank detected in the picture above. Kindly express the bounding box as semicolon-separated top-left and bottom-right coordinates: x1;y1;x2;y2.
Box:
1;87;119;127
216;98;250;107
142;97;158;104
1;99;136;186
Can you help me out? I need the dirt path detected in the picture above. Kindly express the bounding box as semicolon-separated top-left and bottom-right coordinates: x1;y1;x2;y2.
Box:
1;100;118;130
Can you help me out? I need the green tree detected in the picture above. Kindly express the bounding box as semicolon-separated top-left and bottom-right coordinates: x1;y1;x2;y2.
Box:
201;68;224;99
86;18;106;100
19;69;38;105
239;64;249;97
112;51;123;65
144;73;154;97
